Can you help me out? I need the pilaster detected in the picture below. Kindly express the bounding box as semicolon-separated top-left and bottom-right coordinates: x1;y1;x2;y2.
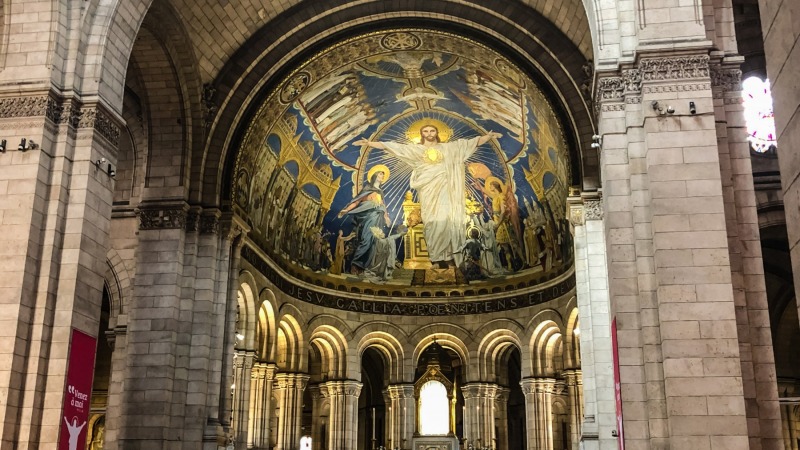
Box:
0;92;121;447
387;384;415;450
274;373;310;450
319;380;363;450
567;194;616;450
494;387;510;450
249;363;276;449
520;378;556;450
231;350;256;448
461;383;498;448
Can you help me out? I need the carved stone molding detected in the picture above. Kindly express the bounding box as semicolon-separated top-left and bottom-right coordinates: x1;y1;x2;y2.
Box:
569;207;584;227
711;67;742;93
0;95;51;119
639;55;710;81
596;76;624;101
186;210;201;232
137;206;188;230
79;107;121;147
642;82;711;94
584;200;603;221
0;94;121;146
200;214;220;235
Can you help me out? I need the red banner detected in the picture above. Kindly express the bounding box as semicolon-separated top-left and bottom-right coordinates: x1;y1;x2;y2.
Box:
59;329;97;450
611;317;625;450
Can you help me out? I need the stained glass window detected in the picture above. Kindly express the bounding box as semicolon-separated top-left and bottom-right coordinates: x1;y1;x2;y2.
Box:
742;77;777;153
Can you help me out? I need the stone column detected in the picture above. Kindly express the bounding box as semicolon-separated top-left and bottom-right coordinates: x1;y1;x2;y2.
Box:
248;363;277;449
462;383;498;448
231;350;255;448
307;385;324;450
382;390;392;448
320;380;363;450
563;370;583;450
102;323;127;450
387;384;415;449
520;378;555;450
596;54;754;449
567;196;615;450
274;373;309;450
0;96;121;447
712;62;783;448
494;387;510;450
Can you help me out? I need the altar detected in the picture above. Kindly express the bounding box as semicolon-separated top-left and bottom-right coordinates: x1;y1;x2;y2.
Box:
410;435;460;450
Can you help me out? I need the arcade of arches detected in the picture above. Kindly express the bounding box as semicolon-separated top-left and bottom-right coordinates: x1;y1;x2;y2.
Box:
1;1;799;450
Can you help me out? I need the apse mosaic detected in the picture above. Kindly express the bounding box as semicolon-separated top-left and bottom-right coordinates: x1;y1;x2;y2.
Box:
233;30;572;294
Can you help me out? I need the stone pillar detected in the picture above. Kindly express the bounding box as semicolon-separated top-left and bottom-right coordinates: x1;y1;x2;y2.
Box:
520;378;555;450
387;384;415;449
232;350;255;448
274;373;309;450
248;362;276;449
307;385;324;450
0;95;121;447
320;380;363;450
382;390;392;448
567;196;615;450
462;383;498;448
712;62;783;448
596;53;753;449
102;323;127;450
494;387;510;450
564;370;583;450
215;218;249;446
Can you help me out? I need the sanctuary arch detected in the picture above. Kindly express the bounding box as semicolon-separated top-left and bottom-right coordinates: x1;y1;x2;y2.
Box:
0;1;792;450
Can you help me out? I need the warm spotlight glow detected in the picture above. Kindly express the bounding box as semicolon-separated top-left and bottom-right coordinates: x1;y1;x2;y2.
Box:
419;381;449;435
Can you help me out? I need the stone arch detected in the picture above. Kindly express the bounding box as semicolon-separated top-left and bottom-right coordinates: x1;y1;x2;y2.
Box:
236;273;259;351
525;309;566;378
564;302;581;370
79;0;155;111
354;322;409;383
257;288;279;362
104;248;131;318
475;321;524;382
276;305;307;372
410;325;471;380
203;0;600;212
307;315;353;379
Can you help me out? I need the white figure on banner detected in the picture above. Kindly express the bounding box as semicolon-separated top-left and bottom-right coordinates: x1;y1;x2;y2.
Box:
64;416;86;450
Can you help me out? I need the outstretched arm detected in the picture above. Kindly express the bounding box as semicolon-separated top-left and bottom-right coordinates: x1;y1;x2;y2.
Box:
477;131;502;146
353;138;386;150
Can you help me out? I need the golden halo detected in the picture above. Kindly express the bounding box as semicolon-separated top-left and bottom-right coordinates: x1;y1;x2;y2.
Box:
367;164;391;182
484;176;505;195
405;118;453;143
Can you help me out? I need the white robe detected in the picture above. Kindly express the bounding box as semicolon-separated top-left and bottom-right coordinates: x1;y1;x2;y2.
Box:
383;137;481;264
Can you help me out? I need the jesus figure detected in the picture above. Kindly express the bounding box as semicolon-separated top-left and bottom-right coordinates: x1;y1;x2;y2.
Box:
354;123;501;268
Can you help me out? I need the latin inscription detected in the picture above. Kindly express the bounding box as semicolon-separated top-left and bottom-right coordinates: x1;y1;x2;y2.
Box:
242;246;575;316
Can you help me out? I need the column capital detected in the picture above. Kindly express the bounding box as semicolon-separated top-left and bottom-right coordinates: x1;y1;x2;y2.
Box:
319;379;363;398
520;377;557;395
461;382;500;399
387;383;415;399
274;372;310;391
563;369;583;386
567;192;603;225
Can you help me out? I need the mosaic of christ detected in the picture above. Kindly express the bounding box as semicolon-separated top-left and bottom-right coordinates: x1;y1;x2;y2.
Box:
234;30;572;291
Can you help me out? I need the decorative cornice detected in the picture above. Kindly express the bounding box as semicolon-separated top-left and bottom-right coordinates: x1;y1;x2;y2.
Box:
596;76;624;101
642;82;711;94
79;106;121;147
0;95;121;146
137;206;188;230
200;214;220;235
0;95;50;119
639;55;710;81
710;66;742;92
584;199;603;221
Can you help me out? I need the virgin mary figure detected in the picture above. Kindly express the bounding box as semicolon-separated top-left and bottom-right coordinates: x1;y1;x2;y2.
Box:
338;165;391;274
